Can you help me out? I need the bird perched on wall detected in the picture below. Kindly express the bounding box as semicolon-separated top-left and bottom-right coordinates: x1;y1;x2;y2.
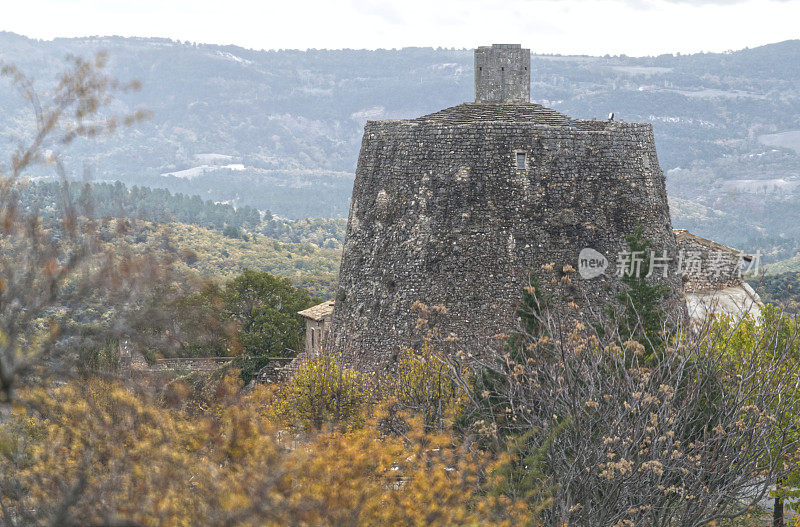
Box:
608;112;615;121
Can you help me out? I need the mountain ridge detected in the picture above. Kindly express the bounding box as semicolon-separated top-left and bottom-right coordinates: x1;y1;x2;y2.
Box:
2;33;800;260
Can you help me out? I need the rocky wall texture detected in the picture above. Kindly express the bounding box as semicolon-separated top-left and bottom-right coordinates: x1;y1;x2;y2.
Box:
674;229;749;292
474;44;530;103
331;103;682;371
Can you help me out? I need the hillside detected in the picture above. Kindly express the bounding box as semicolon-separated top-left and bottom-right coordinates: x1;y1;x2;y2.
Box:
19;180;347;248
763;255;800;276
3;33;800;255
122;221;341;297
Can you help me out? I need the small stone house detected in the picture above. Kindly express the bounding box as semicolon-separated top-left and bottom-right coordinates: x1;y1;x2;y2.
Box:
298;300;335;354
674;229;763;326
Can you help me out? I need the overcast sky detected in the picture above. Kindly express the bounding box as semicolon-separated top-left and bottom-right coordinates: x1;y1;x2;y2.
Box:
3;0;798;56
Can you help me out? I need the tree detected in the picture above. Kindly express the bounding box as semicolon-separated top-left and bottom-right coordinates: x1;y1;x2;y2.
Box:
127;269;321;378
615;225;672;357
223;269;317;381
424;271;800;526
223;224;243;239
128;280;236;360
709;307;800;526
0;54;157;402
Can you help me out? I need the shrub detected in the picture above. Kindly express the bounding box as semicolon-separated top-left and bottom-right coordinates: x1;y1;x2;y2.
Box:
271;355;372;431
387;345;469;431
427;277;800;526
1;377;538;526
222;225;243;239
178;247;198;264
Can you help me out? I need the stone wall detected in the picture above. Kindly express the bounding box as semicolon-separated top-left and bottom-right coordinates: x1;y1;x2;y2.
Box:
674;229;748;292
303;317;331;354
330;102;682;371
474;44;530;103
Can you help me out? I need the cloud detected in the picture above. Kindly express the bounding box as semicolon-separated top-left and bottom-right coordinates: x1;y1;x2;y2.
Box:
2;0;798;56
349;0;409;26
618;0;791;6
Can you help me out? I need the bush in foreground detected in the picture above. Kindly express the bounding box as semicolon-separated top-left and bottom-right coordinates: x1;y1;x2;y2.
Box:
0;375;538;526
416;269;800;526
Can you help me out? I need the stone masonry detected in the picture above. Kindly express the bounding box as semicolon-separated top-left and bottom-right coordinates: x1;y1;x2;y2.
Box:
675;229;763;326
475;44;530;103
330;44;682;371
674;229;752;291
298;300;335;355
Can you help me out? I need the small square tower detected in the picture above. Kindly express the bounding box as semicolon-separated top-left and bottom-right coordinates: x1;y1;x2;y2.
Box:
474;44;530;103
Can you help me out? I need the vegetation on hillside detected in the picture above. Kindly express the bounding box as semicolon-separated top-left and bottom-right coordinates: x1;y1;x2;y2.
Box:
763;255;800;276
16;179;345;296
114;220;340;297
21;179;261;231
749;271;800;312
0;52;162;403
19;179;348;249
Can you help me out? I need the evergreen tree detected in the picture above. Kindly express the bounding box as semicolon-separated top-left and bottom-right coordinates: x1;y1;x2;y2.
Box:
615;225;671;357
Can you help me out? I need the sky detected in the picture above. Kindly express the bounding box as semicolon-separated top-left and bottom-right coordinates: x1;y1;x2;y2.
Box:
2;0;799;56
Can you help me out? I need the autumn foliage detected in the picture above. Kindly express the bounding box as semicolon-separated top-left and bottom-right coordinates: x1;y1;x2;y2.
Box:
0;374;534;526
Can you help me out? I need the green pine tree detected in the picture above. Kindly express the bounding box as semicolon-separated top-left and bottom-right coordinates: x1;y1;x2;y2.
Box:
615;225;670;357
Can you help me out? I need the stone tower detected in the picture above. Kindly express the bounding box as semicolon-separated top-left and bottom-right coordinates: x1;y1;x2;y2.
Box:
474;44;530;103
330;45;681;370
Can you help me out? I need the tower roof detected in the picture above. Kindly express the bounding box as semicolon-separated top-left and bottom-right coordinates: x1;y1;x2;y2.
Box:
412;103;611;131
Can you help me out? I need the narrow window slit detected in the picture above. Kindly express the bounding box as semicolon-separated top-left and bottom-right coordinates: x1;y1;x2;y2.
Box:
516;152;526;171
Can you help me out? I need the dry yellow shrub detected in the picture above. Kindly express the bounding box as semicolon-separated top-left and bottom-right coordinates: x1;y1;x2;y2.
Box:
1;374;538;525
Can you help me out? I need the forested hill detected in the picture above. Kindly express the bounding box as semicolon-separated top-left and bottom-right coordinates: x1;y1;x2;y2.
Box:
3;33;800;258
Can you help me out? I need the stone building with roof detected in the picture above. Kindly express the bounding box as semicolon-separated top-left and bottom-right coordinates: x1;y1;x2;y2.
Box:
330;44;685;371
298;300;335;355
674;229;763;326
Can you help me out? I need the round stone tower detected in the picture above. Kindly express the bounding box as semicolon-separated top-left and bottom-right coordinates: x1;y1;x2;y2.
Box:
331;44;681;370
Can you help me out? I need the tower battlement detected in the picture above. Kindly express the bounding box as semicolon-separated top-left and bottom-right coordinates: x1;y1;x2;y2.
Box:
474;44;530;103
